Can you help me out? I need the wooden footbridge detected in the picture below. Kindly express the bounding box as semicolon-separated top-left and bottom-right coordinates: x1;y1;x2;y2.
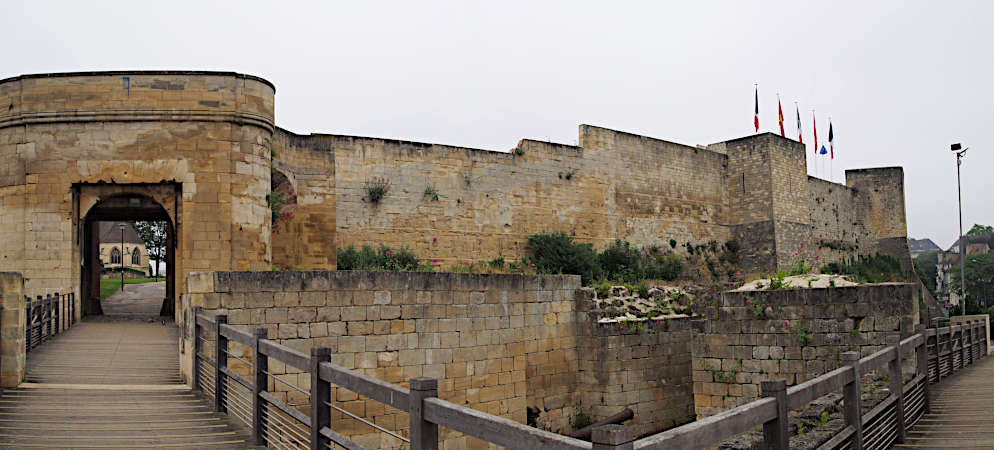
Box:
1;316;256;448
3;302;991;449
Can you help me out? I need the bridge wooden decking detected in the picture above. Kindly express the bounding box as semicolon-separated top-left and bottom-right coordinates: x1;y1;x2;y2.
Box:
0;319;258;448
897;348;994;449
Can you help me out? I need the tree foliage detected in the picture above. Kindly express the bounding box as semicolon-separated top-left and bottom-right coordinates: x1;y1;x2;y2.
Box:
967;224;994;235
914;251;938;296
133;221;167;278
950;253;994;308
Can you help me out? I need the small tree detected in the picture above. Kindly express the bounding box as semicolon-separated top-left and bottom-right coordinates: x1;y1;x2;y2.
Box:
950;253;994;310
967;224;994;235
133;221;167;280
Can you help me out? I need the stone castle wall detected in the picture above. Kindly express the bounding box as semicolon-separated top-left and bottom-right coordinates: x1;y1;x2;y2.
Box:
691;284;917;419
328;125;733;269
573;287;696;437
184;271;701;445
1;70;914;316
270;129;336;270
185;270;582;449
0;72;276;314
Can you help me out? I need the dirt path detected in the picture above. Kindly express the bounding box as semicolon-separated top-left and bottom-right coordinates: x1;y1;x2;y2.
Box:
103;281;166;316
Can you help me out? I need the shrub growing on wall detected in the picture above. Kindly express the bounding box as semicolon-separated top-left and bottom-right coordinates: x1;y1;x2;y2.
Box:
598;240;642;280
337;245;426;271
526;232;602;284
821;253;904;283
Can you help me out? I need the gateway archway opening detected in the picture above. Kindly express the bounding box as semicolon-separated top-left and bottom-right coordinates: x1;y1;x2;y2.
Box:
81;194;175;319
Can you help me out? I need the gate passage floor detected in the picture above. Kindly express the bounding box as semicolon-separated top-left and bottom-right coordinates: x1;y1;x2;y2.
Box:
1;317;257;448
897;348;994;449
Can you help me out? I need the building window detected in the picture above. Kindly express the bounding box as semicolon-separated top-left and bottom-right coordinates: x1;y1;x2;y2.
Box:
132;248;141;265
110;247;121;264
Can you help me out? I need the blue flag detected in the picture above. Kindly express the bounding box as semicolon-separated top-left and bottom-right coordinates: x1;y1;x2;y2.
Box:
819;145;828;155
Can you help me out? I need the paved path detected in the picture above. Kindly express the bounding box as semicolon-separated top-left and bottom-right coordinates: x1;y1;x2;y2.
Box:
2;318;258;448
102;281;166;316
897;349;994;449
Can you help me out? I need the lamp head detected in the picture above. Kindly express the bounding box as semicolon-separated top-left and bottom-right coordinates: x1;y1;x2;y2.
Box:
118;223;126;230
951;143;962;151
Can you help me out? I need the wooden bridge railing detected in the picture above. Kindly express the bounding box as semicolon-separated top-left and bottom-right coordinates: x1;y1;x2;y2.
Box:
193;308;594;450
25;293;75;353
192;309;989;450
632;320;988;450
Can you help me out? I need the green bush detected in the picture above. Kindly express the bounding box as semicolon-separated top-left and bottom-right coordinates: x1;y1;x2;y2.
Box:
337;245;425;271
821;253;904;283
646;255;683;281
526;232;602;284
598;240;643;281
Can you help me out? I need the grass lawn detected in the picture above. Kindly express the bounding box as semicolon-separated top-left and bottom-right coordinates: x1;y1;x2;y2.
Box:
99;277;163;300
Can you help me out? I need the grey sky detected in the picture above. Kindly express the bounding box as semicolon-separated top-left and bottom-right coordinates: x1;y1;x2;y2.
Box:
4;1;991;249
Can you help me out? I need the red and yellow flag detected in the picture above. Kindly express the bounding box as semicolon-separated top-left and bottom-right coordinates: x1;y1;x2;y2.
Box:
777;97;785;137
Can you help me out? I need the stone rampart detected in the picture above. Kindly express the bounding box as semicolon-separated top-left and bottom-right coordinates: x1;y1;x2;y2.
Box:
573;287;696;437
185;270;581;449
691;283;916;419
184;270;703;445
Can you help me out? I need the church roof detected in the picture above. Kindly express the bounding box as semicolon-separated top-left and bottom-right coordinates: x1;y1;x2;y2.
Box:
98;222;144;245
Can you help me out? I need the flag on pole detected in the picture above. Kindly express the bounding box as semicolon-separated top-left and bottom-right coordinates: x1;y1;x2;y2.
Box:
812;112;818;154
795;104;803;144
754;85;759;132
777;96;785;137
828;121;834;159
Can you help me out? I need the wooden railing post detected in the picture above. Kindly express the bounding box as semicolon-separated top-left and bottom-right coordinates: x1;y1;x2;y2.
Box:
214;314;227;413
53;293;59;335
24;296;31;352
251;327;268;446
410;377;439;450
760;379;788;450
42;294;50;341
310;347;332;450
915;326;931;413
958;325;966;371
982;322;989;358
888;345;906;443
591;424;634;450
933;329;942;382
841;351;863;449
192;306;202;393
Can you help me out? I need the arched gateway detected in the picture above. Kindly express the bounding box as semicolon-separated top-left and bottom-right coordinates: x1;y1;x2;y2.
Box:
0;71;277;324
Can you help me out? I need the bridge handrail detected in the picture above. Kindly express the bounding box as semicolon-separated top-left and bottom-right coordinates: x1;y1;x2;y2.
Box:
190;308;987;450
191;307;593;450
24;292;75;353
631;320;988;450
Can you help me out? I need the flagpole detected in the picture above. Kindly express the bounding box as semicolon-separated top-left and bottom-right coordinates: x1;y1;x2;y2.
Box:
829;116;833;182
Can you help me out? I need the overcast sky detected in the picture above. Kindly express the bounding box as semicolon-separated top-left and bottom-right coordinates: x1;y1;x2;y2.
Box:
4;1;991;249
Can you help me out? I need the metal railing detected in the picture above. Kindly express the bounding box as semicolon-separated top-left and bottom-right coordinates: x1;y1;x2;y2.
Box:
192;308;989;450
25;293;75;352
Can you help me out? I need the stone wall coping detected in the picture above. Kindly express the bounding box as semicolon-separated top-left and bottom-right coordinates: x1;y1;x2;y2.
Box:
0;70;275;91
188;270;582;294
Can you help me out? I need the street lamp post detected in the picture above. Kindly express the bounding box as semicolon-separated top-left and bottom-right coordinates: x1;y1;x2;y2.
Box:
119;223;126;292
951;143;968;319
